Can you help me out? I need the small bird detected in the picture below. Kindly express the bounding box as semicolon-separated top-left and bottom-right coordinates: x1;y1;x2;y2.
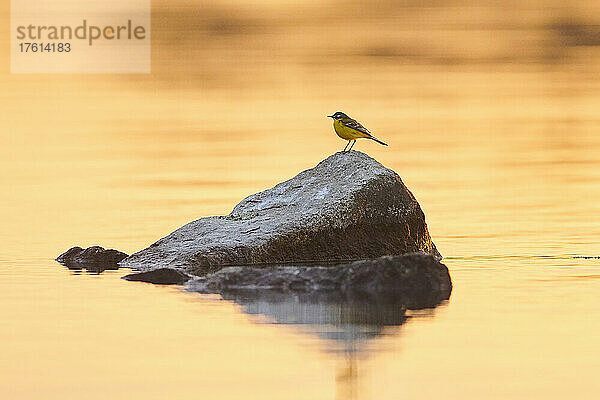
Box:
327;111;388;152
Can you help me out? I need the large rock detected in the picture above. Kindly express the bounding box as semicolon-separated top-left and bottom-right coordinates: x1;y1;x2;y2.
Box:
120;151;440;273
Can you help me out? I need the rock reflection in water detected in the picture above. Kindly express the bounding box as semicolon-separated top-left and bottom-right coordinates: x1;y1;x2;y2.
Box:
205;289;445;354
210;289;445;400
60;262;120;275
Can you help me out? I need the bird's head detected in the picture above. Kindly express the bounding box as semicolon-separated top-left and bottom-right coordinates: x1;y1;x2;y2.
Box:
327;111;348;120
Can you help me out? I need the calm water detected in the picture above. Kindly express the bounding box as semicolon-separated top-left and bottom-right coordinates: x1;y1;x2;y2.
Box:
2;1;600;399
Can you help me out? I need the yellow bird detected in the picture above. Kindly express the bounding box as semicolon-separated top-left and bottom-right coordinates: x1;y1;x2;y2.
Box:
327;111;388;152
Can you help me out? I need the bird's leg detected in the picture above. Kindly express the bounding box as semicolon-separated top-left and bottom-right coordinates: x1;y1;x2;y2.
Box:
343;141;350;152
349;140;356;151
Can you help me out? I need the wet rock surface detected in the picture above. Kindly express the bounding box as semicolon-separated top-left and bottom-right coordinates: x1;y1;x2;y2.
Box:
56;246;128;272
122;268;191;285
187;254;451;309
120;151;440;273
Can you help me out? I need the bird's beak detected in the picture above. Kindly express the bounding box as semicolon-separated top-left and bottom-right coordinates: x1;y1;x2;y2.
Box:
327;115;334;118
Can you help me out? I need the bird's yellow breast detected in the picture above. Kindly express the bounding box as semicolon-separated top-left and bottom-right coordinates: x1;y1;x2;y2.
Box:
333;119;370;140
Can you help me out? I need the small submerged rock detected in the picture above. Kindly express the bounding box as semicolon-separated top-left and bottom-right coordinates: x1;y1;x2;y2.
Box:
187;254;451;308
122;268;191;285
56;246;128;270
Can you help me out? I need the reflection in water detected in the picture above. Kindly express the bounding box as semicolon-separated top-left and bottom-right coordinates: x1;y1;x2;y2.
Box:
225;292;399;399
214;289;445;400
219;290;409;353
335;356;359;400
59;262;120;275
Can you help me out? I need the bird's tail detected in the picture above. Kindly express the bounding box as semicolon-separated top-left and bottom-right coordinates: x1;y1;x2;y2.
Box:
369;136;388;146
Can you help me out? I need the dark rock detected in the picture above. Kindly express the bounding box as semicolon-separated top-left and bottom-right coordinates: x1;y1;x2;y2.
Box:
120;151;440;273
187;253;451;309
122;268;191;285
56;246;128;272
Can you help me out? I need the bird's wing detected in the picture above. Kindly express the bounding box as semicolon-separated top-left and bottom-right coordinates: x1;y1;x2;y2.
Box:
341;118;372;136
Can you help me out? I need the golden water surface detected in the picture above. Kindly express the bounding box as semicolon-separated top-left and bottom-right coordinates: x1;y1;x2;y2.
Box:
1;1;599;399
